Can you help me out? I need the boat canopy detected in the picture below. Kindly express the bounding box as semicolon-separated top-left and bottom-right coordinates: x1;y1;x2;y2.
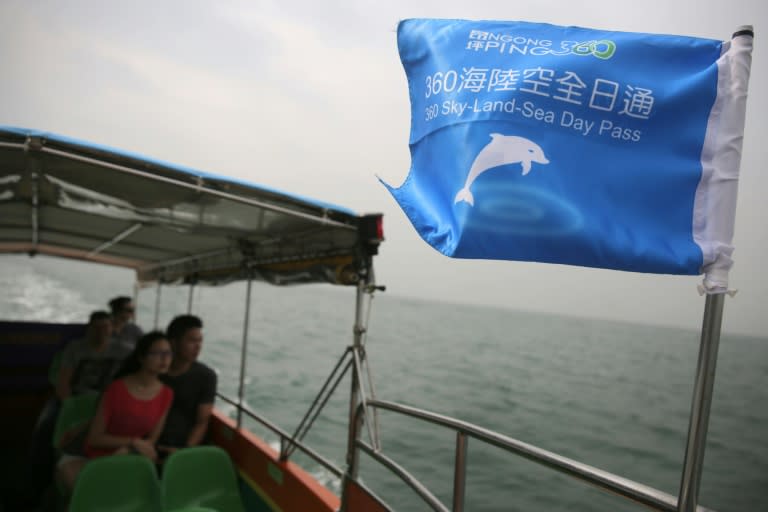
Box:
0;127;382;287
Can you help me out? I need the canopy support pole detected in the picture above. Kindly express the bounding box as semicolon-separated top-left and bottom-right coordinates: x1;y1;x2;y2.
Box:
132;282;140;325
677;292;725;511
23;137;42;252
153;281;162;329
237;270;253;428
341;271;385;512
346;278;366;479
86;223;143;259
31;178;39;249
187;281;195;314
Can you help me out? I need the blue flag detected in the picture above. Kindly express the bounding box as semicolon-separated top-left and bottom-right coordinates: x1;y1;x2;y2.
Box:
383;19;753;291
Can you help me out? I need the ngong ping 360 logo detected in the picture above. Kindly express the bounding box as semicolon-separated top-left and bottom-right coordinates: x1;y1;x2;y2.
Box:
466;30;616;60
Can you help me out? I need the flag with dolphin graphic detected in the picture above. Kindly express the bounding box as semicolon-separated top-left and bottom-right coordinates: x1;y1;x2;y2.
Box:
382;19;753;291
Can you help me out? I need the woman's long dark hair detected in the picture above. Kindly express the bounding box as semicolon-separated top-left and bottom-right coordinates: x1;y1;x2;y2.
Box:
113;330;167;380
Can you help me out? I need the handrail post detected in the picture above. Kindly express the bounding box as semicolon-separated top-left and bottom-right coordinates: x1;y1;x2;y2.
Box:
677;292;725;511
453;432;468;512
237;270;254;428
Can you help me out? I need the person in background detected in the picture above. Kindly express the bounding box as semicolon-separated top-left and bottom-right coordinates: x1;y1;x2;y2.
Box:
108;296;143;349
17;311;130;509
57;331;174;493
156;315;217;459
57;311;129;400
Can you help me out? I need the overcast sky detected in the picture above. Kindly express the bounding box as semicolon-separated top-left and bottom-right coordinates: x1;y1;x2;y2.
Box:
1;0;766;336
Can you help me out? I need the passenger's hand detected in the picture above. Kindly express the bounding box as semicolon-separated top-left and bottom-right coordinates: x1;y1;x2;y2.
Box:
132;438;158;461
157;445;178;455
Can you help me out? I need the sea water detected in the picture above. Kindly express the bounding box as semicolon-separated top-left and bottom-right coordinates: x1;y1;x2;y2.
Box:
1;255;766;511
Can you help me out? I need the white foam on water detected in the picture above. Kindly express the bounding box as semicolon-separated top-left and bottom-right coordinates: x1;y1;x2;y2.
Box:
8;272;86;322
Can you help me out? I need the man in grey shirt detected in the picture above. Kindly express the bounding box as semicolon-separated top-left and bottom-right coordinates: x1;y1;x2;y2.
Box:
57;310;131;398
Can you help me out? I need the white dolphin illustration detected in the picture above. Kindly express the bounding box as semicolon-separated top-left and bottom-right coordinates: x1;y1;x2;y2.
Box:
454;134;549;206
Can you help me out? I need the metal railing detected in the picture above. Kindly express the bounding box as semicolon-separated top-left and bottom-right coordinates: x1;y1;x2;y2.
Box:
216;391;396;512
350;399;717;512
216;392;344;480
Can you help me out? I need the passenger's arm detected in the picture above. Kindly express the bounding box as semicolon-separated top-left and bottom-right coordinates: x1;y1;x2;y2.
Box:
88;394;164;461
185;403;213;447
56;366;74;401
147;408;170;445
130;406;170;461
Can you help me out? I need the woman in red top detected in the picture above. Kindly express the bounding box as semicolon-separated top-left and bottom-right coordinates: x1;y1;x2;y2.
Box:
58;331;174;492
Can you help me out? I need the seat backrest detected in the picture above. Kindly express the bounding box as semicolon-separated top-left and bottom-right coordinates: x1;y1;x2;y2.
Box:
52;393;100;448
165;508;219;512
69;454;161;512
162;446;245;512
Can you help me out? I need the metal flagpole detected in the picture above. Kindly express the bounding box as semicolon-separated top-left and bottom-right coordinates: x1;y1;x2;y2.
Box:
678;26;752;510
677;292;725;511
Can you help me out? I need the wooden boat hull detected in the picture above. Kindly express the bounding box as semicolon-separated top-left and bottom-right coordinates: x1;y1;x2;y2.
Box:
209;411;338;512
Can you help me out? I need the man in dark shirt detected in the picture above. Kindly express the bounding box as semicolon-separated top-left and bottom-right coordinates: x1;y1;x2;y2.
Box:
157;314;217;457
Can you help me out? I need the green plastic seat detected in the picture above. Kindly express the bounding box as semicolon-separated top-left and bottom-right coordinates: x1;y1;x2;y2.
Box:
48;350;63;387
69;454;161;512
167;508;219;512
162;446;245;512
53;393;100;449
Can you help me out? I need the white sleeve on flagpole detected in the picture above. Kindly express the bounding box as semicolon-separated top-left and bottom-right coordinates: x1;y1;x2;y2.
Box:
694;27;753;293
